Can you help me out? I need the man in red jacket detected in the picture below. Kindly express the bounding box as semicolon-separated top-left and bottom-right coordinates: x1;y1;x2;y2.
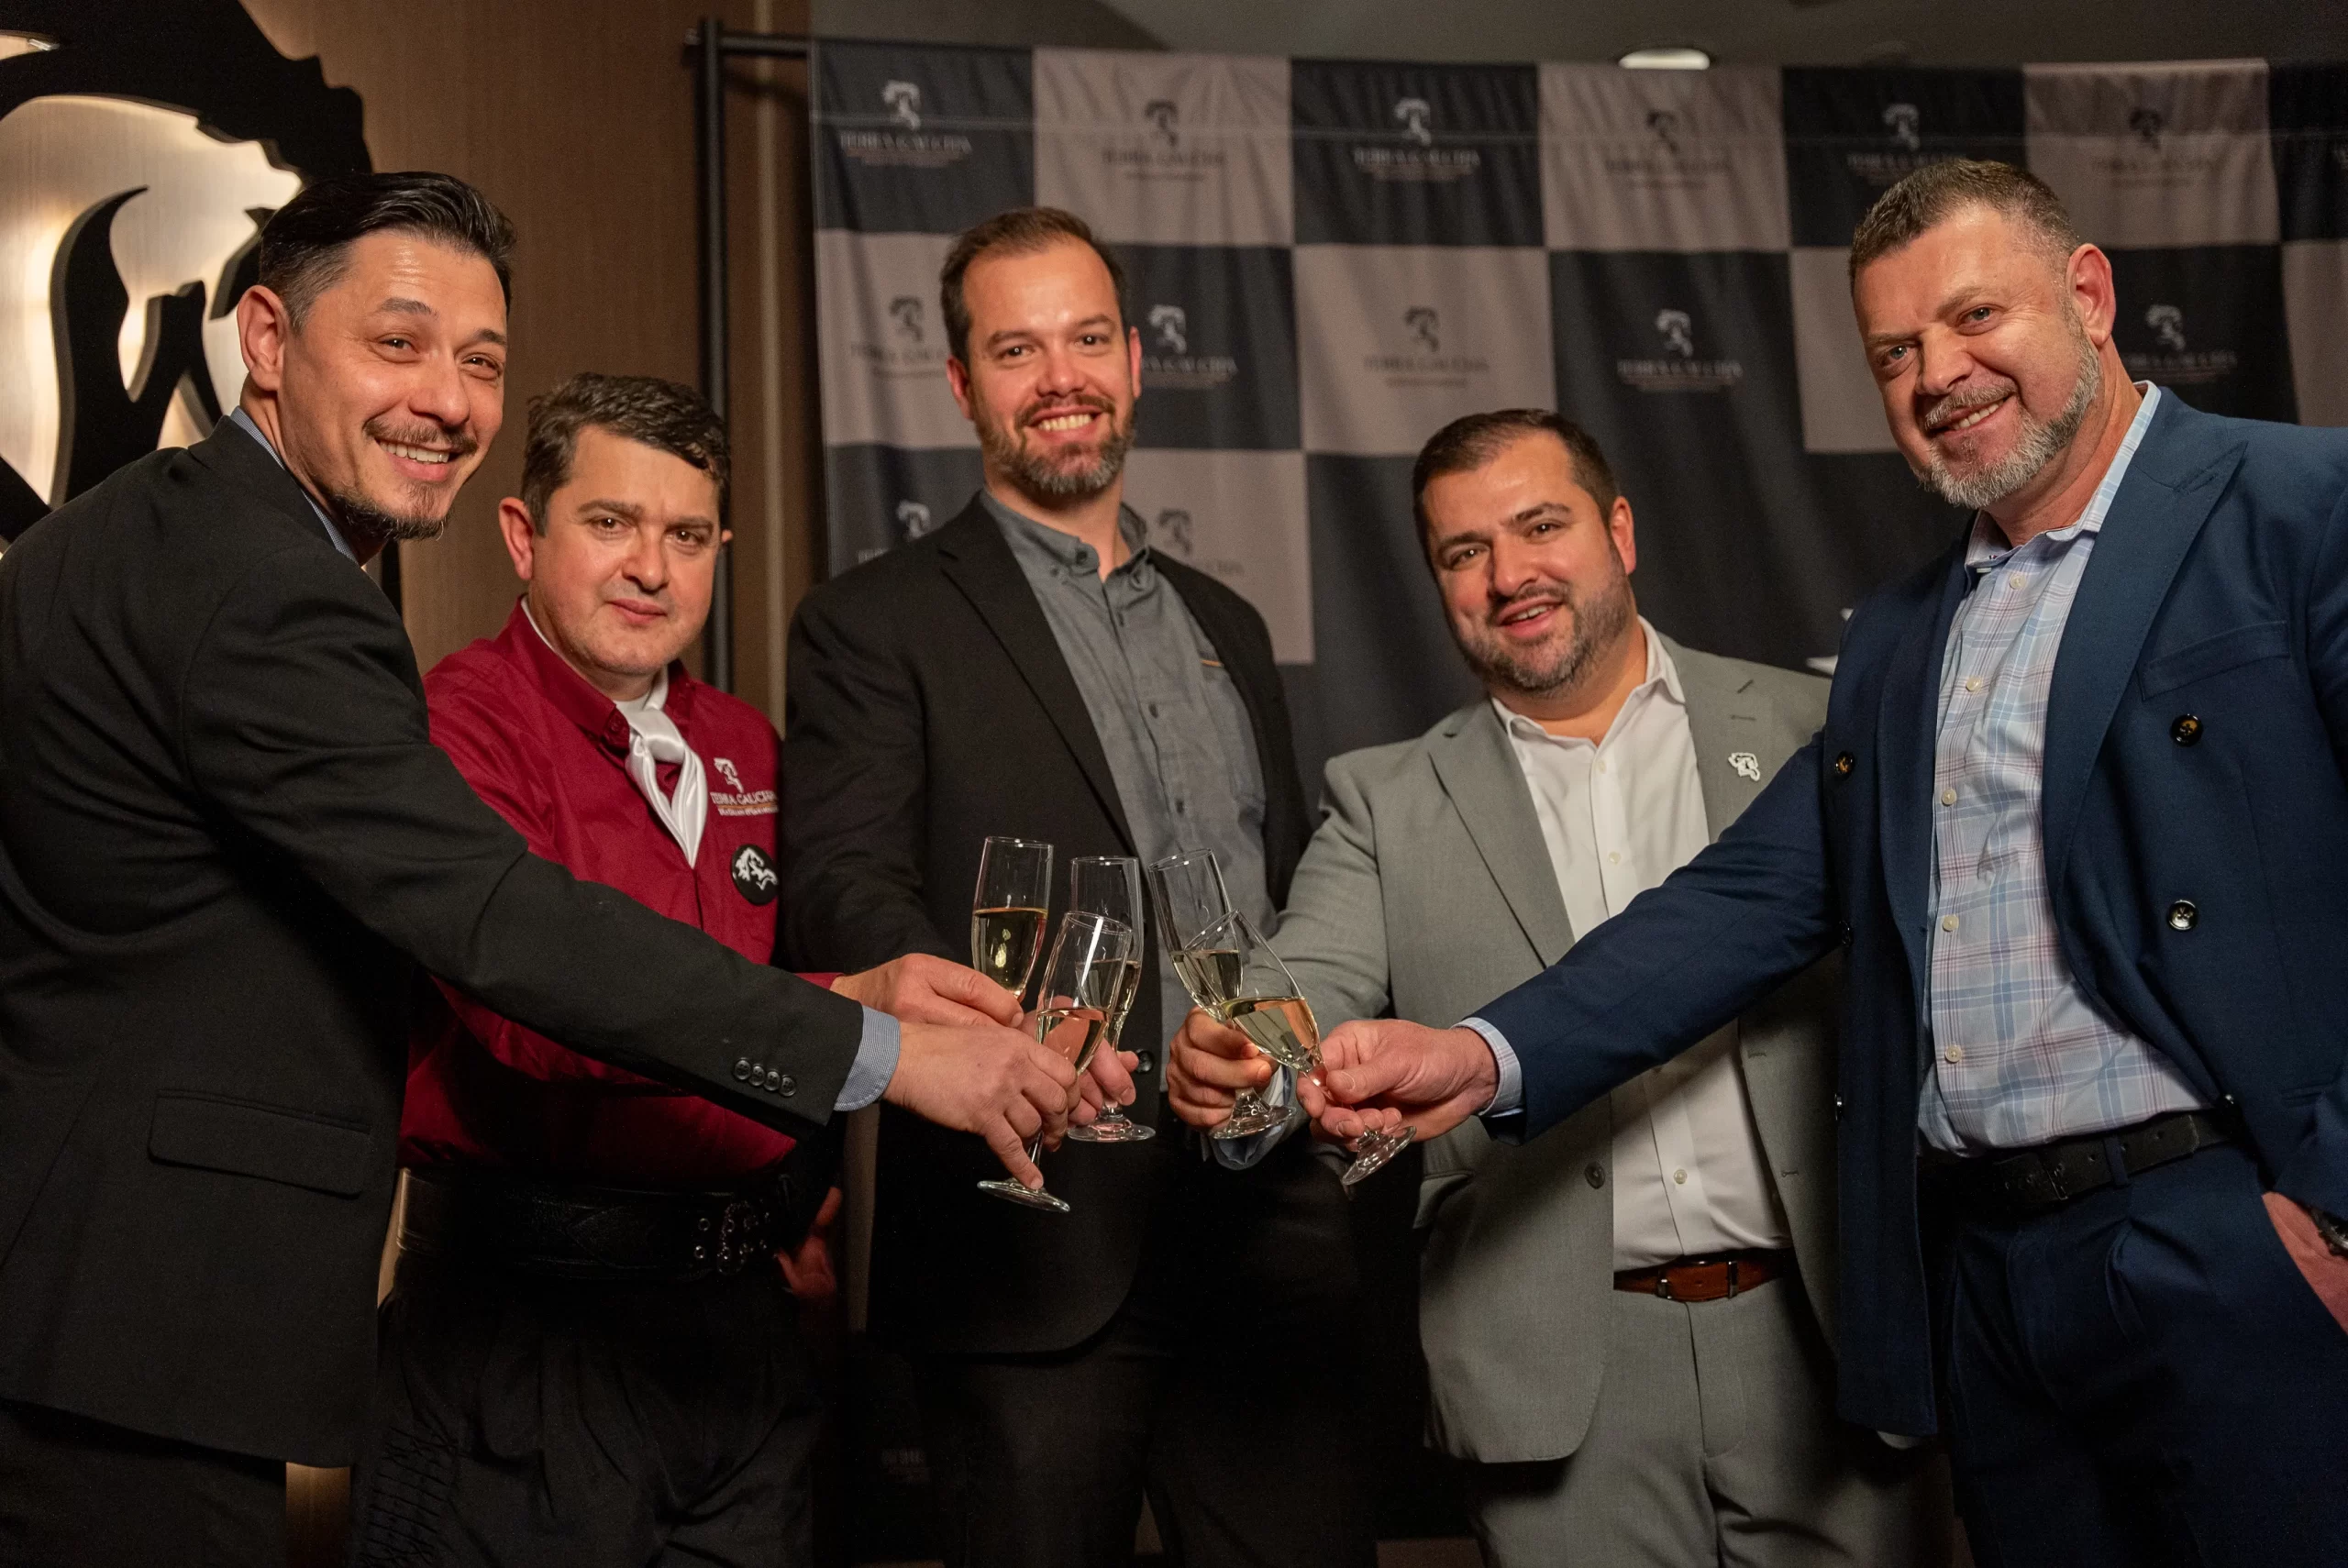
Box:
346;373;1026;1565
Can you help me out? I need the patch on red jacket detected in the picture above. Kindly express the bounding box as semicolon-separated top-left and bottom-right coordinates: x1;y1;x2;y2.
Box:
731;844;781;904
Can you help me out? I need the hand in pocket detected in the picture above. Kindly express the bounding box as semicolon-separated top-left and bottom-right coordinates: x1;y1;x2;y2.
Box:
2264;1193;2348;1334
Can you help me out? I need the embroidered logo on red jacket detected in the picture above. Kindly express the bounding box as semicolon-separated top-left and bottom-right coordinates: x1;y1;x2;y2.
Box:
731;845;780;905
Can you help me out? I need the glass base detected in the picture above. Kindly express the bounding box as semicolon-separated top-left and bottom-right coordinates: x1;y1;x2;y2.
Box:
1208;1091;1288;1140
1067;1111;1157;1143
1338;1126;1417;1190
976;1177;1071;1212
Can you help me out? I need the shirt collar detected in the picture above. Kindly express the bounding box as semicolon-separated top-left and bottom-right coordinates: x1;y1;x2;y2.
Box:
1961;382;2161;570
502;599;695;755
982;488;1152;582
225;407;362;564
1493;615;1680;742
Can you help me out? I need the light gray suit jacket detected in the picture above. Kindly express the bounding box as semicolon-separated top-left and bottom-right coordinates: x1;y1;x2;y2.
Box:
1275;635;1839;1464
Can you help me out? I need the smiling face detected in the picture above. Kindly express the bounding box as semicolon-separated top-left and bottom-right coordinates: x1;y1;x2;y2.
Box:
496;425;725;701
1423;431;1639;703
946;237;1139;507
1854;204;2112;513
238;228;506;545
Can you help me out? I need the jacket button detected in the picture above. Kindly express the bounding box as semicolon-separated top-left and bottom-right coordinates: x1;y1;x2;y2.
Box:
1135;1050;1157;1075
1839;922;1855;948
2166;900;2198;932
1833;752;1855;777
775;1075;796;1098
732;1058;753;1081
1584;1163;1605;1189
2171;714;2201;745
1833;1094;1845;1120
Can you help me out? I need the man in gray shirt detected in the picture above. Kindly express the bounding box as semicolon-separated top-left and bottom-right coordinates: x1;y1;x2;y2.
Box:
781;207;1368;1568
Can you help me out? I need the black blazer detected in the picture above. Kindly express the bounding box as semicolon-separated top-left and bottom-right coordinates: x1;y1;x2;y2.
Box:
0;425;864;1464
782;499;1313;1355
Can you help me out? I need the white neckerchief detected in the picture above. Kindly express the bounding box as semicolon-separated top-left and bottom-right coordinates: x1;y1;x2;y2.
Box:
525;602;706;866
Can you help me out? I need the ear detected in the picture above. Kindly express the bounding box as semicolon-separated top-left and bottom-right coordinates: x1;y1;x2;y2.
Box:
2067;242;2119;348
237;284;294;392
496;497;538;581
1608;493;1638;578
946;355;976;422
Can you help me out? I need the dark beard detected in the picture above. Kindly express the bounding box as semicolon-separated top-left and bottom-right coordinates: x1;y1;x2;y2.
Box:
1460;548;1637;702
319;482;448;545
978;398;1136;503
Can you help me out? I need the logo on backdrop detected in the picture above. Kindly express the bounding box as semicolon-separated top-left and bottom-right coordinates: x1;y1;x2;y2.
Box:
888;295;925;342
838;78;973;171
1353;94;1480;182
1140;301;1238;392
1646;109;1681;154
1406;306;1441;351
0;0;371;543
1883;103;1922;151
849;291;949;381
1600;105;1733;184
730;845;780;905
1361;304;1489;388
896;499;938;540
2092;102;2221;185
2129;107;2164;150
2126;303;2238;384
1101;92;1224;181
1616;307;1743;392
1843;99;1940;188
1151;507;1195;556
1145;99;1180;147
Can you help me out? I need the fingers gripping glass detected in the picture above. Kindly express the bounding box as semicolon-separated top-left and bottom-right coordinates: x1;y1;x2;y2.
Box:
1176;910;1413;1188
1147;851;1275;1137
1064;856;1154;1145
971;837;1053;1005
977;911;1137;1213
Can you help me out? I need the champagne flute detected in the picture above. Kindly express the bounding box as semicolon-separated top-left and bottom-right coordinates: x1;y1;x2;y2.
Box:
977;911;1136;1213
970;836;1053;1005
1065;856;1154;1144
1182;910;1415;1188
1146;850;1282;1139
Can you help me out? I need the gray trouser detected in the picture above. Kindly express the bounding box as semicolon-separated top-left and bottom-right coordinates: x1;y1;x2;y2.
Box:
1464;1277;1954;1568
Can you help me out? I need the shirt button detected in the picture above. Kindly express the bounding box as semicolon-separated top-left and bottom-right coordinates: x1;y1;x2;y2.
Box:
1965;677;1983;693
1673;1168;1689;1185
1148;703;1160;718
1596;757;1608;774
1944;1046;1965;1064
1585;1164;1606;1189
1941;787;1956;806
1607;851;1622;865
2008;572;2026;589
1942;914;1959;933
1135;1050;1157;1075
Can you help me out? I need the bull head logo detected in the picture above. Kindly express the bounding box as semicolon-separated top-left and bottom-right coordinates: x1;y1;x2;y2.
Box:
2145;304;2186;352
1656;309;1695;358
1147;304;1188;354
896;499;936;540
882;80;922;129
1144;99;1180;147
1883;103;1922;151
887;295;924;342
1403;306;1440;352
1394;96;1433;146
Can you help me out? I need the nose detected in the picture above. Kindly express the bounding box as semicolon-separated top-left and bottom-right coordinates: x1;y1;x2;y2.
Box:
1031;342;1087;399
1912;325;1977;402
410;348;472;432
621;522;670;591
1489;534;1542;601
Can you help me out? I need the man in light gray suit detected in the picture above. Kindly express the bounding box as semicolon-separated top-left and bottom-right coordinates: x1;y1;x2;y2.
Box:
1169;411;1949;1565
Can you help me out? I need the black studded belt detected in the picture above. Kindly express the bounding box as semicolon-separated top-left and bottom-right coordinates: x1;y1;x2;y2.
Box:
1919;1109;2236;1220
399;1164;815;1282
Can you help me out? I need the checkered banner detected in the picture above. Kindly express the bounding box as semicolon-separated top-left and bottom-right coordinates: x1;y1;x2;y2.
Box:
814;48;2348;783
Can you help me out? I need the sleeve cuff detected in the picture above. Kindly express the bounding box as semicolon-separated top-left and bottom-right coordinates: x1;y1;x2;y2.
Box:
1457;1016;1523;1119
834;1006;902;1112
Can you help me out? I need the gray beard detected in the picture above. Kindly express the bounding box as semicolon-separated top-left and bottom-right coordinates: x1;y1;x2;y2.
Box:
979;403;1135;503
1460;549;1638;704
1918;328;2102;512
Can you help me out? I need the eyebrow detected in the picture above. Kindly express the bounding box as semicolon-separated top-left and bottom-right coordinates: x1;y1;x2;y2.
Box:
373;296;508;348
982;314;1117;349
577;498;645;521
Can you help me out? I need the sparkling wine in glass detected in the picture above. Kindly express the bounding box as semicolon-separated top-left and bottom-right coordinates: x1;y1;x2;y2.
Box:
1183;911;1414;1187
1065;856;1154;1144
977;911;1136;1213
970;836;1053;1003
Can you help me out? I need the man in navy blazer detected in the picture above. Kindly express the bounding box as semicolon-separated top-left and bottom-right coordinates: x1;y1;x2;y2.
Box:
1308;160;2348;1567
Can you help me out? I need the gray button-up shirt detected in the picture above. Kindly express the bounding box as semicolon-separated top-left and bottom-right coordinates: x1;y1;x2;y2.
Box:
984;491;1274;1060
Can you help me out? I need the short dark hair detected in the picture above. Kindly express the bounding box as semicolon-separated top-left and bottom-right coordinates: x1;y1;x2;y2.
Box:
257;171;515;323
519;373;730;532
1411;410;1620;555
1848;158;2081;283
939;206;1126;362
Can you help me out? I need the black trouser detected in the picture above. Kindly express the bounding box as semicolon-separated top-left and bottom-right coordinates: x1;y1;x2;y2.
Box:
1931;1143;2348;1568
0;1398;283;1567
915;1145;1377;1568
347;1250;821;1568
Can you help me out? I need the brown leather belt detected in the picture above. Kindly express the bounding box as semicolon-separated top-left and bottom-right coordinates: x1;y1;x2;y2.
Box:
1613;1248;1789;1303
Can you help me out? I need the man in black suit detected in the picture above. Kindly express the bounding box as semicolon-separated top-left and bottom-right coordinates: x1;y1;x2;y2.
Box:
783;207;1372;1568
0;171;1077;1566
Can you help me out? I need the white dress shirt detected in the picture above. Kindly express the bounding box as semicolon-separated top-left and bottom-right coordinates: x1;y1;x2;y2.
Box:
1495;622;1792;1269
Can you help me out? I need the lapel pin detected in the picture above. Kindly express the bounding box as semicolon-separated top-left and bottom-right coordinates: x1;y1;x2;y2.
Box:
1729;751;1762;782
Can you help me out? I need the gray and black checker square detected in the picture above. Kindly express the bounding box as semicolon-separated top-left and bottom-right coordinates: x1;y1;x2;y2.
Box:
2108;246;2298;424
815;41;1034;235
1782;68;2026;250
1123;243;1299;450
1290;60;1543;248
2273;64;2348;242
824;443;986;568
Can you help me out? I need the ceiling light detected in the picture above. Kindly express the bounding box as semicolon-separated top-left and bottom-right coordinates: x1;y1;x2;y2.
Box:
1618;47;1711;70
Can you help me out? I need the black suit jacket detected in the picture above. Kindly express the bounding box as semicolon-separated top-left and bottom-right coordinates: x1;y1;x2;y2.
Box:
782;499;1313;1355
0;425;864;1463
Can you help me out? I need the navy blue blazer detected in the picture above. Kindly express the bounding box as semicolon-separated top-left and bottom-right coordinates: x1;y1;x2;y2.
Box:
1475;392;2348;1434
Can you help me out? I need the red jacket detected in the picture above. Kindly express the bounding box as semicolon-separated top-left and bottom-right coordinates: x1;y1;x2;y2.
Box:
401;602;804;1184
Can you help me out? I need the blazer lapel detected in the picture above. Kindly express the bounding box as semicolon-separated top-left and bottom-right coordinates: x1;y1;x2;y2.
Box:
1429;703;1577;966
1665;635;1771;839
934;503;1137;855
2042;399;2241;886
1878;542;1972;998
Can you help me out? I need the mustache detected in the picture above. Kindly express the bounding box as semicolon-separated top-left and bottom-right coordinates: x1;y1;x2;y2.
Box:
1487;583;1570;622
1916;381;2014;436
365;416;481;460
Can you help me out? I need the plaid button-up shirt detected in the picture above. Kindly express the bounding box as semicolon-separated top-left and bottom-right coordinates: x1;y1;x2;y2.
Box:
1920;386;2206;1153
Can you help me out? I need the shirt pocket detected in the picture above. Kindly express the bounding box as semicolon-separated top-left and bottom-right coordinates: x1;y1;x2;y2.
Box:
1196;656;1267;817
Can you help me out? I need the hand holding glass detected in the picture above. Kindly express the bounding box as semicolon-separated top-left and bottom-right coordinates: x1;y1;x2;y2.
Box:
971;836;1052;1004
1064;856;1153;1144
976;911;1137;1212
1146;850;1281;1138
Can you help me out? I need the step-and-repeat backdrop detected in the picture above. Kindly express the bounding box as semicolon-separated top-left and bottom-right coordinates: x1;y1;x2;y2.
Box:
814;50;2347;789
